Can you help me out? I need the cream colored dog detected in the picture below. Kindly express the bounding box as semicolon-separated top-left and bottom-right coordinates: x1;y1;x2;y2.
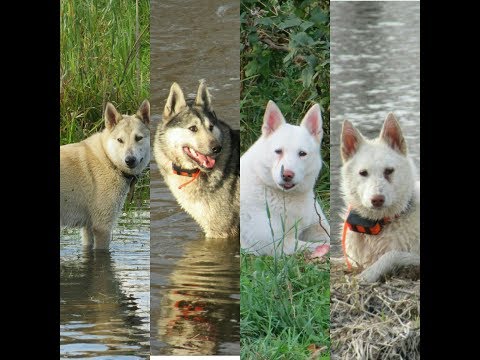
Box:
60;101;150;249
340;113;419;282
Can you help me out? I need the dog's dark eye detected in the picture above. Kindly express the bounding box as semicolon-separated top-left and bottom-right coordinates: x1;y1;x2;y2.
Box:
117;138;124;144
299;151;307;157
275;149;283;155
189;125;198;132
209;124;214;131
359;170;368;177
384;168;394;176
135;135;143;142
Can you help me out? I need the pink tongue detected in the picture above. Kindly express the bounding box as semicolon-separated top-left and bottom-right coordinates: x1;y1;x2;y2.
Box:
195;152;216;169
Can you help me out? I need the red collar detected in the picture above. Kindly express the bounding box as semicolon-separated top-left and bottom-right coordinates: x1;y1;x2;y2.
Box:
172;163;201;189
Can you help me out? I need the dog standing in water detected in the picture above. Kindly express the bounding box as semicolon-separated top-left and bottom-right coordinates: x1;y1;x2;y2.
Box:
60;101;151;249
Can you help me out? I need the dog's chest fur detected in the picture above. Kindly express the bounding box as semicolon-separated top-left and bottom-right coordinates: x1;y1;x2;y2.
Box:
244;173;317;231
60;134;131;227
158;161;240;237
345;202;420;267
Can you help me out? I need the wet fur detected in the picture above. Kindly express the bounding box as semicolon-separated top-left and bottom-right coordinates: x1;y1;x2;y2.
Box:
154;81;240;238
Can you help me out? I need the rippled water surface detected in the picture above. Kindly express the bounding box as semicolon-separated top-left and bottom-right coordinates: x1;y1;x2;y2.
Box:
60;208;150;359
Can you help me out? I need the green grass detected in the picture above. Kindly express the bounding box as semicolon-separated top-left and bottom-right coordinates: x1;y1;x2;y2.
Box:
240;0;330;357
60;0;150;203
241;253;330;359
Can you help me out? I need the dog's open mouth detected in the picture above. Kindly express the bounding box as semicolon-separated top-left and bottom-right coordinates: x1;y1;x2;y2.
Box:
281;182;295;190
183;146;216;169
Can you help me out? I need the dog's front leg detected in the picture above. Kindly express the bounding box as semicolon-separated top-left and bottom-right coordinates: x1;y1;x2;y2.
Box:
359;250;420;283
92;226;112;250
81;226;94;248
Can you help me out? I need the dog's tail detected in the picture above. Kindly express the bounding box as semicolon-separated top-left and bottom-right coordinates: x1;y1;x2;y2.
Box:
360;250;420;283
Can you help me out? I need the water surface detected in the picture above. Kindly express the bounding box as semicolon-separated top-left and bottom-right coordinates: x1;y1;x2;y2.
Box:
60;208;150;359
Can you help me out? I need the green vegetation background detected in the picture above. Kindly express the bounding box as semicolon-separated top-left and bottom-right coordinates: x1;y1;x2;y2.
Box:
240;1;331;359
60;0;150;204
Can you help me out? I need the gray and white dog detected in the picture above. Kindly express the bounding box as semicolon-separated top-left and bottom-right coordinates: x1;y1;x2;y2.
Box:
154;80;239;238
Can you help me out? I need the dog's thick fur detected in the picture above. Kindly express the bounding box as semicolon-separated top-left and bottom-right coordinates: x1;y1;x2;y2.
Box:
60;101;150;249
340;113;420;282
154;81;240;238
240;101;330;255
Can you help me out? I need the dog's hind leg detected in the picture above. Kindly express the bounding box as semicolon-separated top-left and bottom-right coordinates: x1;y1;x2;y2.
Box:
81;226;94;248
92;226;112;250
359;250;420;283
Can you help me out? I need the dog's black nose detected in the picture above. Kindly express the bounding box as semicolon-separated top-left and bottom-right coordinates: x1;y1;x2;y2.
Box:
125;156;137;168
212;146;222;154
371;195;385;208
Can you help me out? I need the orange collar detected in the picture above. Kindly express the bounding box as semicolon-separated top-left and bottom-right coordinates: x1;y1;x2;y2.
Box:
172;163;201;189
345;209;393;235
342;209;393;270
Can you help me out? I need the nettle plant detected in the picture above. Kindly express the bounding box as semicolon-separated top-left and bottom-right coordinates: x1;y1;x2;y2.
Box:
241;0;330;107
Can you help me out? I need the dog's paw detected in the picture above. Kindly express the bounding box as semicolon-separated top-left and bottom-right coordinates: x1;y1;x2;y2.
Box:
308;244;330;259
358;267;381;283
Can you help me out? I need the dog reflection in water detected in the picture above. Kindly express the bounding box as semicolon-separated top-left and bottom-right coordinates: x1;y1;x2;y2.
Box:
60;250;148;357
156;237;240;355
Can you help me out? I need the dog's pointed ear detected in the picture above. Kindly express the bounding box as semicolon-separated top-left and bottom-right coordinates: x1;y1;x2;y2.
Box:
104;102;122;130
262;100;286;137
380;113;407;155
163;82;186;120
300;103;323;143
136;100;150;126
194;79;213;112
341;120;364;162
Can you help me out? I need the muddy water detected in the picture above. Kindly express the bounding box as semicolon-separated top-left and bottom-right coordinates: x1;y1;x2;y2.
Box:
150;0;240;355
330;1;420;256
60;209;150;359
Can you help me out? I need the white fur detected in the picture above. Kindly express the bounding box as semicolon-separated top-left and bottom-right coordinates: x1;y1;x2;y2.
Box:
240;101;330;255
340;114;420;282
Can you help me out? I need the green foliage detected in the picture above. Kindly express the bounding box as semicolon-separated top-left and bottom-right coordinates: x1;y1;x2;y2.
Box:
60;0;150;203
60;0;150;145
241;0;330;156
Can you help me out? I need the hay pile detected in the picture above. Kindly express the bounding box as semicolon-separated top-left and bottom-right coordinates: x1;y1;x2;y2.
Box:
330;258;420;359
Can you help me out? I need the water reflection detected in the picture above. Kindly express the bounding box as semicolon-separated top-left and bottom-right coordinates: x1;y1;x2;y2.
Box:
60;210;150;359
152;234;240;355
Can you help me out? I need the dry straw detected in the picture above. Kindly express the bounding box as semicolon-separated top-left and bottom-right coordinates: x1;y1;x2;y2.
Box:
330;258;420;359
